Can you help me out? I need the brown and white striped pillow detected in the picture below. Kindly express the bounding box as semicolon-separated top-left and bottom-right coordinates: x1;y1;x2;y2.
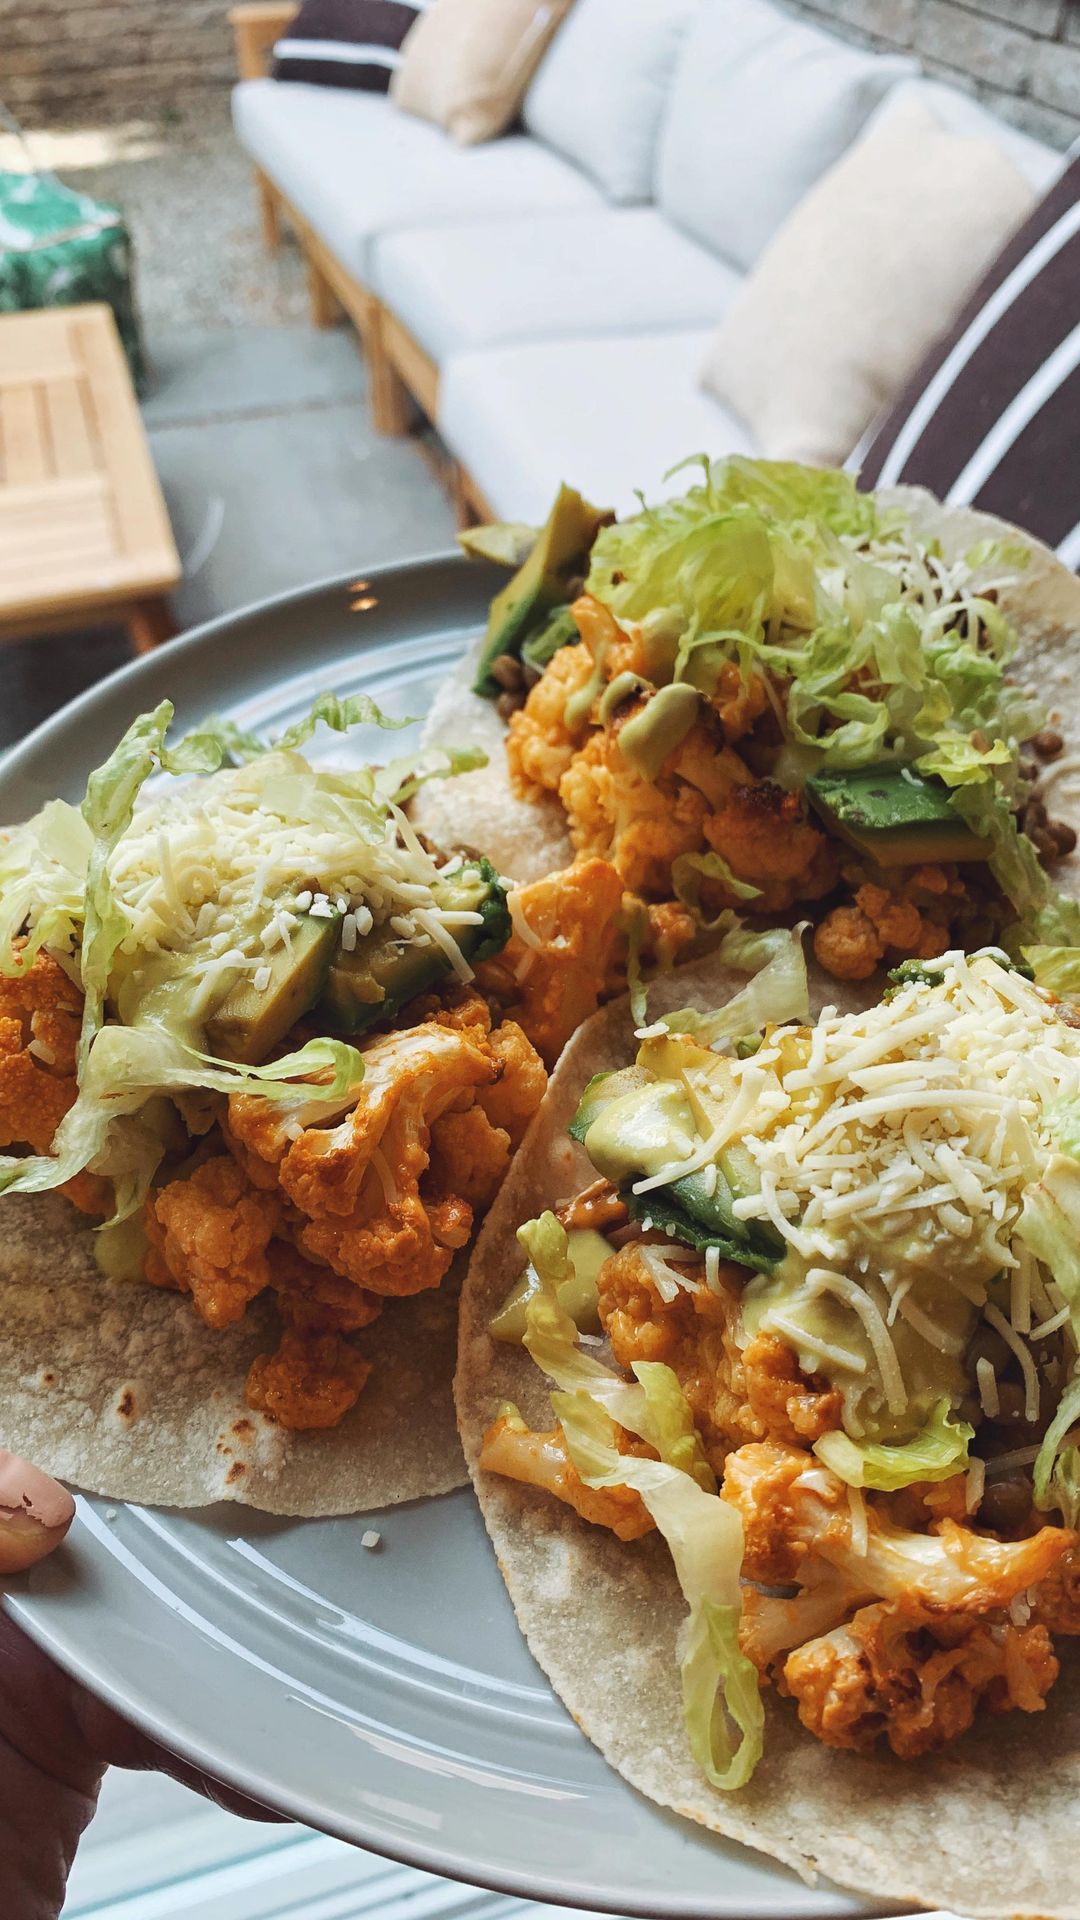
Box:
857;152;1080;567
272;0;423;91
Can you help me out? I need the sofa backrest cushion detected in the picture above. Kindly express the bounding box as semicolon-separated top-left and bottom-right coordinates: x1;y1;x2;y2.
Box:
858;151;1079;563
392;0;572;145
273;0;420;91
656;0;914;270
701;89;1035;466
892;77;1062;192
523;0;699;205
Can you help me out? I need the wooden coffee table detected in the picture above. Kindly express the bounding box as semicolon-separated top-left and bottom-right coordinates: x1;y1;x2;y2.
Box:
0;304;181;655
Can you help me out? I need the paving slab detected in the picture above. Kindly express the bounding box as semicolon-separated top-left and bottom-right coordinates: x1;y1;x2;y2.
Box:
143;326;366;428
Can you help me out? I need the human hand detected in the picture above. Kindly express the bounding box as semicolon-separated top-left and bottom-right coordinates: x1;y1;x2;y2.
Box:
0;1450;281;1920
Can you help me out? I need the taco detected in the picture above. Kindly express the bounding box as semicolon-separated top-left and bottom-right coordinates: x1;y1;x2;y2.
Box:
457;930;1080;1917
415;459;1080;993
0;695;554;1514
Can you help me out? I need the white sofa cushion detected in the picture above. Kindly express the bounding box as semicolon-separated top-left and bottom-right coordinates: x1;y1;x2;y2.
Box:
522;0;699;205
231;77;603;281
438;330;756;521
702;89;1035;466
656;0;914;270
371;208;740;362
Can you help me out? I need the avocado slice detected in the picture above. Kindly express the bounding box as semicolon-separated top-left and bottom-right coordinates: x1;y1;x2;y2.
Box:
206;911;340;1065
570;1056;781;1265
806;765;994;867
317;858;511;1035
472;484;612;697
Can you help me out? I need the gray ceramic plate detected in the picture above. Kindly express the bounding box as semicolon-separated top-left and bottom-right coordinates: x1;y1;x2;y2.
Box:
0;558;890;1919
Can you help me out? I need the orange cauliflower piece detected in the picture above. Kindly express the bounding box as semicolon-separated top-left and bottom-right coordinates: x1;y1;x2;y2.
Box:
559;729;711;895
479;1414;654;1541
506;644;593;798
245;1328;372;1431
703;782;838;914
144;1156;278;1329
722;1441;1074;1607
478;857;624;1067
781;1599;1057;1757
596;1246;838;1477
814;873;958;982
0;947;83;1155
228;1012;545;1297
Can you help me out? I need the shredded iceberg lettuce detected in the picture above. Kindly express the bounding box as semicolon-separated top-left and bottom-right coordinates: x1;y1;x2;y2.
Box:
656;923;808;1048
814;1400;973;1490
556;1389;762;1791
1034;1374;1080;1529
0;1028;364;1220
518;1212;760;1788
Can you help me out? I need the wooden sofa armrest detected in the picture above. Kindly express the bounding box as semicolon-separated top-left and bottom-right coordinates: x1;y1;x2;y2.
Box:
229;2;299;80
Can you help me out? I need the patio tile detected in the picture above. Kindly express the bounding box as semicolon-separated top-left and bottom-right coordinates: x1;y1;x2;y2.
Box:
142;326;367;428
151;399;455;633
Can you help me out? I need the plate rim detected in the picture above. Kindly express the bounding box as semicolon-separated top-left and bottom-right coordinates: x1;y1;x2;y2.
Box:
0;563;897;1920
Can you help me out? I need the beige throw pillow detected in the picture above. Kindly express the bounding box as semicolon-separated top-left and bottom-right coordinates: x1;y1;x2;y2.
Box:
701;92;1036;466
392;0;573;146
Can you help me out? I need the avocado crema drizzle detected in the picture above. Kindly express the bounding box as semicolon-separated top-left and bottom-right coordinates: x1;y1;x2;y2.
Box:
96;756;511;1063
495;949;1080;1485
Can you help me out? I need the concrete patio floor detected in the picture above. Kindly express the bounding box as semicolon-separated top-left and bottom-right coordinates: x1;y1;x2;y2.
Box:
0;100;456;750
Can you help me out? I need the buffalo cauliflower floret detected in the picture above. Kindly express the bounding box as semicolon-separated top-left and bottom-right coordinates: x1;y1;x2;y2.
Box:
245;1327;372;1431
703;782;838;914
781;1599;1057;1757
814;872;958;982
596;1245;839;1477
479;1412;654;1541
506;644;594;797
0;947;83;1154
477;858;624;1067
709;660;770;743
559;730;711;895
144;1155;278;1329
228;1012;545;1296
722;1441;1073;1605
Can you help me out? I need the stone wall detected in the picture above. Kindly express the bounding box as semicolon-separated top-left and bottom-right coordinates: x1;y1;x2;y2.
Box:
4;0;1080;143
1;0;236;124
781;0;1080;147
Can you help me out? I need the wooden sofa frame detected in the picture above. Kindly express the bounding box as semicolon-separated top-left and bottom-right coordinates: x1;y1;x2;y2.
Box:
229;3;495;524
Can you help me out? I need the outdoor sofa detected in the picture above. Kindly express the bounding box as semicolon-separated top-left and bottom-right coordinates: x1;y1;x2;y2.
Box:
229;0;1061;523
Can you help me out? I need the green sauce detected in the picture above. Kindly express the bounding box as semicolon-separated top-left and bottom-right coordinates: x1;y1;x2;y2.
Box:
564;627;612;730
598;671;650;725
584;1079;697;1185
617;683;701;783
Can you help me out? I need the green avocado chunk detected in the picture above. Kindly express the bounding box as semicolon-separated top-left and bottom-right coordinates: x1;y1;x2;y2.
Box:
569;1067;781;1267
207;911;340;1064
806;765;994;867
472;484;612;697
317;858;511;1035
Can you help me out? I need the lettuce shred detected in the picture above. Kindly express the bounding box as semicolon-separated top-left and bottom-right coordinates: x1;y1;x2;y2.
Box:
520;1212;762;1789
815;1400;973;1490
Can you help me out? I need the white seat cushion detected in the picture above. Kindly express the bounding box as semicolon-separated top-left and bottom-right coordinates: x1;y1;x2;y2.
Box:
371;209;740;362
522;0;700;205
231;78;603;281
438;330;757;521
656;0;914;270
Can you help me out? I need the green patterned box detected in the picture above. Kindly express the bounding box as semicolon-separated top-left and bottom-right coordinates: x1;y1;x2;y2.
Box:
0;170;145;389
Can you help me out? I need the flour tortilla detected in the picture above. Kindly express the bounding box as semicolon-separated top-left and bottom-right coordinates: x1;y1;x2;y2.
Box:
412;633;573;884
456;956;1080;1920
0;1193;466;1515
416;492;1080;899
